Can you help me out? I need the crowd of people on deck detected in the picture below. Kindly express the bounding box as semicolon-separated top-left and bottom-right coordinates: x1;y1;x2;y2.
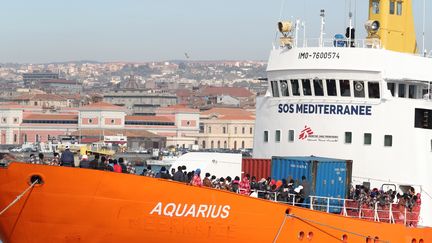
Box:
26;146;136;174
349;184;421;212
22;147;421;217
141;165;311;205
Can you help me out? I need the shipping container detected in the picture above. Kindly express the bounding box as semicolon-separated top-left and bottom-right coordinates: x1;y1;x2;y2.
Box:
241;158;271;180
271;156;352;212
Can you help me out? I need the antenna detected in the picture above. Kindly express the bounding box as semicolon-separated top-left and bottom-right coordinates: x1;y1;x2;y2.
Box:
422;0;426;55
319;9;325;47
348;0;353;48
295;19;300;47
302;21;306;47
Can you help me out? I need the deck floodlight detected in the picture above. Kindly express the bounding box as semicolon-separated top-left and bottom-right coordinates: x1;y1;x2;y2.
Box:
365;20;380;33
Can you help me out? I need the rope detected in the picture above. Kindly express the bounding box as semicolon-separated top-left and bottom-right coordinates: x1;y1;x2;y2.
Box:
287;213;391;243
273;213;288;243
0;180;38;216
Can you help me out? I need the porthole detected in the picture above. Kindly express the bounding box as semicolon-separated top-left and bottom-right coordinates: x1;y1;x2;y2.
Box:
307;232;313;240
298;231;305;240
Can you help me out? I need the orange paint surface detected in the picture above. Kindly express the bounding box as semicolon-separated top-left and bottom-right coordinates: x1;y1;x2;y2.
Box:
0;162;431;243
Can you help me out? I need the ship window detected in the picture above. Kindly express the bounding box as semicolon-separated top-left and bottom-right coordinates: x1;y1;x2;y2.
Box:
409;85;416;99
345;132;352;144
387;83;395;96
340;80;351;97
275;130;281;142
389;0;395;14
291;80;300;96
288;130;294;142
398;83;406;98
414;108;432;129
302;79;312;96
354;81;365;98
326;79;337;96
372;0;380;14
271;81;280;97
264;131;269;142
313;79;324;96
364;133;372;145
396;1;402;15
368;82;380;98
280;80;289;96
384;135;392;147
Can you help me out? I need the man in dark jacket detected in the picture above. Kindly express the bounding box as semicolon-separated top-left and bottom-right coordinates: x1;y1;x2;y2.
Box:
60;146;74;167
172;166;184;182
118;157;127;173
89;154;99;169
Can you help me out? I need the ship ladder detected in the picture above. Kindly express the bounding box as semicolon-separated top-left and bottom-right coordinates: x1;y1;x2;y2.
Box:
0;179;39;216
273;212;391;243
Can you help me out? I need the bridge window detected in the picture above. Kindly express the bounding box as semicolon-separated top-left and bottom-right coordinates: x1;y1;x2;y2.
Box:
271;81;280;97
326;79;337;96
313;79;324;96
280;80;289;96
340;80;351;97
398;83;406;98
387;83;395;96
288;130;294;142
345;132;352;144
302;79;312;96
372;0;380;14
384;135;393;147
396;1;402;15
291;80;300;96
354;81;365;98
364;133;372;145
409;85;416;99
368;82;380;98
264;131;269;142
389;0;395;14
275;130;281;142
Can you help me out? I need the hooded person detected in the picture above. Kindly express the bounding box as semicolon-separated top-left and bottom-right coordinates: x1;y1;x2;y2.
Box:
191;168;202;187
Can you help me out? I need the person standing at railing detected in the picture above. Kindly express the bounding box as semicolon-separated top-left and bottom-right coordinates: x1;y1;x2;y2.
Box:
239;174;251;195
299;176;311;207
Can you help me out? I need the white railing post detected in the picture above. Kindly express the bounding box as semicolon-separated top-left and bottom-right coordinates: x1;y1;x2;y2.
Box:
404;207;407;226
389;204;393;223
326;198;330;213
343;199;348;216
374;202;379;222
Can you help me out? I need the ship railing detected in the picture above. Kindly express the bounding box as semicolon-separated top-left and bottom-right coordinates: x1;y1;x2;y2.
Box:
250;189;420;227
295;38;382;49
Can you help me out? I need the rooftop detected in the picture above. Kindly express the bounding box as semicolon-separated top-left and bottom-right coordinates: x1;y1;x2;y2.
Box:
80;102;126;111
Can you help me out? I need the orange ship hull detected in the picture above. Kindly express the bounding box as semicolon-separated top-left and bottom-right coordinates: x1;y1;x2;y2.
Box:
0;163;431;243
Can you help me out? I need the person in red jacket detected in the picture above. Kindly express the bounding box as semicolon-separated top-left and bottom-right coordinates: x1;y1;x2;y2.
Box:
239;174;251;195
191;169;202;187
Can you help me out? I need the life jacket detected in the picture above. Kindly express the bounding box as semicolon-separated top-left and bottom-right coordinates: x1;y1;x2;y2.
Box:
113;164;122;173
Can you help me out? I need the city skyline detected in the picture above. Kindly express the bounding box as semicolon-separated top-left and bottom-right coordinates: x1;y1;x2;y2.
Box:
1;0;431;63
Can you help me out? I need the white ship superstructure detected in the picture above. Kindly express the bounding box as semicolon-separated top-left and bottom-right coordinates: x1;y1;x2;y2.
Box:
254;0;432;226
